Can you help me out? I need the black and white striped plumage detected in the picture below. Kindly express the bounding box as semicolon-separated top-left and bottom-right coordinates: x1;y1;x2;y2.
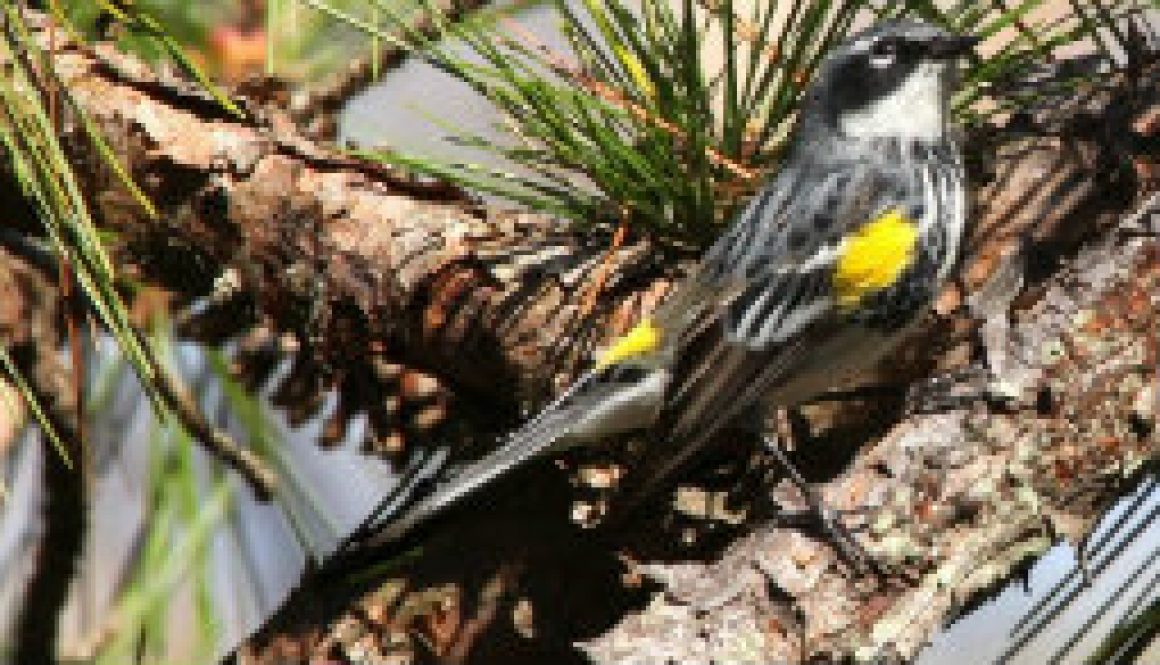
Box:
352;20;975;550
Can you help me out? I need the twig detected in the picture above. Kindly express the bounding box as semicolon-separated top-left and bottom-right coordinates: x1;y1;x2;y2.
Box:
10;323;84;664
580;208;630;318
14;391;83;664
152;363;279;500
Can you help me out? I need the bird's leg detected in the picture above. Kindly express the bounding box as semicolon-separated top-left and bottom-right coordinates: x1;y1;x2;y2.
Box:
761;433;886;578
903;364;1018;414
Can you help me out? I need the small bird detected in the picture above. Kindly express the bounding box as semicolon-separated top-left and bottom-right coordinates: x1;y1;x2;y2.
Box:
349;20;978;556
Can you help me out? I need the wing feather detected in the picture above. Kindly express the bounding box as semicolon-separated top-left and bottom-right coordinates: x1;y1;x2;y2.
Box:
631;156;931;494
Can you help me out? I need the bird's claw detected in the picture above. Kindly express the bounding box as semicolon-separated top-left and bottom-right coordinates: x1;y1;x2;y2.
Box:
904;364;1024;415
763;436;905;581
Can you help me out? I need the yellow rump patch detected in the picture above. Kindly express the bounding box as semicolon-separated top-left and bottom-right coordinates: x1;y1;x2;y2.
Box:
833;210;919;310
597;319;662;369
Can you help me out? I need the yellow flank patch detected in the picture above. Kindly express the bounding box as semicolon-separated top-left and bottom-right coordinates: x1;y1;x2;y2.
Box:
833;210;919;310
597;318;662;369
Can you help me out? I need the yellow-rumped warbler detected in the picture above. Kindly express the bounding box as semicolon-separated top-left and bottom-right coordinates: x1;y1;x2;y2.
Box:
350;20;977;553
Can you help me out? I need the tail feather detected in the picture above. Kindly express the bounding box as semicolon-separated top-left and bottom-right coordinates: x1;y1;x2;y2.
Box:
350;369;605;551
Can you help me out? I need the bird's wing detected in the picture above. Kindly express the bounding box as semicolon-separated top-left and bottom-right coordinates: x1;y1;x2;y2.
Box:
632;156;933;495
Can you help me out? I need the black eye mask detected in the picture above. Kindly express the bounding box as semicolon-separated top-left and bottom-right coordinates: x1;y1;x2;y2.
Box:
869;35;926;60
820;49;922;125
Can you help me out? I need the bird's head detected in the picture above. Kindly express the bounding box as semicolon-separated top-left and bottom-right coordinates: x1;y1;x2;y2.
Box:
799;21;979;144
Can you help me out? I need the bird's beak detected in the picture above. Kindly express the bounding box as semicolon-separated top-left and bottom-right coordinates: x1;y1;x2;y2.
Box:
928;34;980;59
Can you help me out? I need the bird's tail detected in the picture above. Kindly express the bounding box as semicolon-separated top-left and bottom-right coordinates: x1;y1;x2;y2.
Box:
338;369;605;553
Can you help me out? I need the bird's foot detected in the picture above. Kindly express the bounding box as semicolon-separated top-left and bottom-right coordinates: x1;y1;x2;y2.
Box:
762;436;904;581
903;364;1026;415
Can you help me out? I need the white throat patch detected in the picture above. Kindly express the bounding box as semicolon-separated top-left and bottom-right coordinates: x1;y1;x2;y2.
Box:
838;61;949;141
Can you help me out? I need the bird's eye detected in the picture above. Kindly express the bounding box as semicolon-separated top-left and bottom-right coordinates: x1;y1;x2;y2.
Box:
868;37;901;68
